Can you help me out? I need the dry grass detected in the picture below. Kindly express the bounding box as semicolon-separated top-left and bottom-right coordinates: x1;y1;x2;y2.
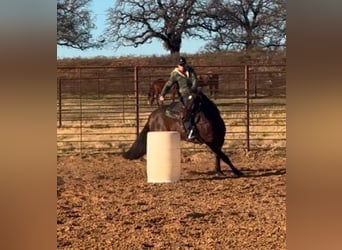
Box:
57;50;286;68
57;94;286;155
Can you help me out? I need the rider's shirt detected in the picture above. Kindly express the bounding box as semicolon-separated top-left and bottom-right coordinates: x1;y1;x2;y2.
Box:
161;66;197;97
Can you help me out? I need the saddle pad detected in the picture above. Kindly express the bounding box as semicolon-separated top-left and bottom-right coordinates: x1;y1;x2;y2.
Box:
163;102;183;119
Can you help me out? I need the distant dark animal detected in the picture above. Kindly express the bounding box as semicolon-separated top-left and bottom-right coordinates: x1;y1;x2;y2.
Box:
147;78;179;106
197;73;219;99
123;91;243;177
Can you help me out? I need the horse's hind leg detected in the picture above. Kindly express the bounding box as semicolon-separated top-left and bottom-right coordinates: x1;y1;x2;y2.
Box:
208;144;243;177
220;152;243;177
209;85;213;96
148;94;154;106
215;155;224;176
155;94;159;106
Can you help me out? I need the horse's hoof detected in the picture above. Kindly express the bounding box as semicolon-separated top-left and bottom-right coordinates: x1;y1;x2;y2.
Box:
234;170;244;178
214;171;225;178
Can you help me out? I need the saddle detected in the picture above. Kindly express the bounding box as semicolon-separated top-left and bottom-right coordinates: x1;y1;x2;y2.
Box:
162;102;184;120
162;100;202;143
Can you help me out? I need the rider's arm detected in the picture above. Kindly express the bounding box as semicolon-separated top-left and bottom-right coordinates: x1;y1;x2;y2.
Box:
160;71;176;97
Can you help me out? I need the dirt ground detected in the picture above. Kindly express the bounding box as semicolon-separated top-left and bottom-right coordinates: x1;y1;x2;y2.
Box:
57;149;286;249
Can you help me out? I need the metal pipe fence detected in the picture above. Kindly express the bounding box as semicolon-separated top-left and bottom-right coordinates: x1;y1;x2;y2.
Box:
57;64;286;156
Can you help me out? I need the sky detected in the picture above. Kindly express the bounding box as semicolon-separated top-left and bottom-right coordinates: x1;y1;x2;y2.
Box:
57;1;206;59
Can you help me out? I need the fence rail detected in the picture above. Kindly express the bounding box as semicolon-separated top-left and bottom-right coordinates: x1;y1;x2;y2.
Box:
57;64;286;156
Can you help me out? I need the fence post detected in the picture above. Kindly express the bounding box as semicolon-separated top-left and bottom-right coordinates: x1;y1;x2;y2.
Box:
134;66;140;138
244;65;250;151
254;70;258;97
58;78;62;128
78;67;83;156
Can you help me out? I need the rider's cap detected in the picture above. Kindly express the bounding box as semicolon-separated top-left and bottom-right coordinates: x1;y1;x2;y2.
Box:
178;56;186;66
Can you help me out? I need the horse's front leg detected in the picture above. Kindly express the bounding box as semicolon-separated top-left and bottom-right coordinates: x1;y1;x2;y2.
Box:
154;94;159;106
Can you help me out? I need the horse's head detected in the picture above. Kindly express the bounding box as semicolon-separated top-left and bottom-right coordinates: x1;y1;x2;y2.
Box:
147;79;166;106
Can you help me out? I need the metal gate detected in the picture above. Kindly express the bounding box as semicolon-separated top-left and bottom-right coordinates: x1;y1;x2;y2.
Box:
57;64;286;156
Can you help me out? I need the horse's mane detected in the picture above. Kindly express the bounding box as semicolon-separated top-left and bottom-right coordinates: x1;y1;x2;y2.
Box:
196;91;226;138
197;92;221;117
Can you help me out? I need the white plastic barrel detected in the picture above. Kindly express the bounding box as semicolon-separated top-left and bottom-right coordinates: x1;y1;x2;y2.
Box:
146;131;181;183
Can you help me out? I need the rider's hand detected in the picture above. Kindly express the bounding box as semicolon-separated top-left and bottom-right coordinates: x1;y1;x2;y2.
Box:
159;95;164;102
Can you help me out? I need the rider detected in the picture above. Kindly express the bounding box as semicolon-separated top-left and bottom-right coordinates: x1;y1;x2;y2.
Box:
159;56;198;140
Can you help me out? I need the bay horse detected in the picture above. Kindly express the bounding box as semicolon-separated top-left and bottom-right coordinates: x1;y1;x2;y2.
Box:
197;73;219;99
123;91;243;177
147;78;179;106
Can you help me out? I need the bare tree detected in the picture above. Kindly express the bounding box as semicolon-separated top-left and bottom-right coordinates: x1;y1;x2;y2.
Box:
204;0;286;51
57;0;103;50
104;0;285;55
105;0;214;56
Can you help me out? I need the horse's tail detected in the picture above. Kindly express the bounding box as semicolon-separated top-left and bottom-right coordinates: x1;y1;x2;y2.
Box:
123;122;149;160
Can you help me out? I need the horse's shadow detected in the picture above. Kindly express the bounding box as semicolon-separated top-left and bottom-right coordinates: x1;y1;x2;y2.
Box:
181;167;286;181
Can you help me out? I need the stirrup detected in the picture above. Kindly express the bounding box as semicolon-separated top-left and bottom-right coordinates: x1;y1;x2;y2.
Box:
187;129;196;140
